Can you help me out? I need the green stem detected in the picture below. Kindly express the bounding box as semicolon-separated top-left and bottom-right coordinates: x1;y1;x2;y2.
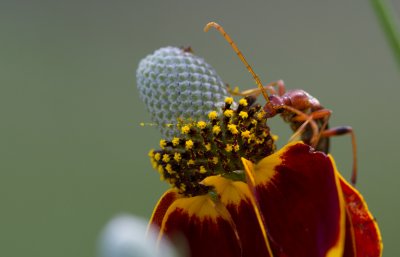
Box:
370;0;400;68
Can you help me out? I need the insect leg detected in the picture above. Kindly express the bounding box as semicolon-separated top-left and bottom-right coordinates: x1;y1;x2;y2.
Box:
227;80;285;98
286;108;331;147
321;126;358;185
278;105;320;146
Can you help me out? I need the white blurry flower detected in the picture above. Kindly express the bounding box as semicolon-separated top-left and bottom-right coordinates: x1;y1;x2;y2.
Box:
98;214;179;257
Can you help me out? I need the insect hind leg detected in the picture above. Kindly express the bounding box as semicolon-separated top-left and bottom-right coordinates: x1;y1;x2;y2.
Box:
321;126;357;185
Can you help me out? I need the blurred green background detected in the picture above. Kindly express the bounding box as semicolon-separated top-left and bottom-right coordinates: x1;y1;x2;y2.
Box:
1;0;399;256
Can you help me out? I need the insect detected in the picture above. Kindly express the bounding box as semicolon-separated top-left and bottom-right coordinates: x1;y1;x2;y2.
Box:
204;22;358;184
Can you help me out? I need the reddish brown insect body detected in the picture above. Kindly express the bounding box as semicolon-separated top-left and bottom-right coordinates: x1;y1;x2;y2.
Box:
204;22;358;184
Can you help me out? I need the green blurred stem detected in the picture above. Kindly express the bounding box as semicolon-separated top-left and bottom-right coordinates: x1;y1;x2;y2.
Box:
371;0;400;68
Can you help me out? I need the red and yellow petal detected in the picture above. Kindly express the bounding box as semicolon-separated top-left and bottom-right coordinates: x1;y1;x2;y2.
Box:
202;175;273;257
158;193;242;257
333;163;383;257
150;175;275;257
242;142;346;257
149;189;181;228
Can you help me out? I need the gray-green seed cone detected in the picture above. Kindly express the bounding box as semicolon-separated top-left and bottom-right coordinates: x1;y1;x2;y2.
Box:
136;46;230;139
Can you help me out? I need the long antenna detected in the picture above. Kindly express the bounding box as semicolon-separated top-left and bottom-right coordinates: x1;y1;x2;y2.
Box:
204;22;270;102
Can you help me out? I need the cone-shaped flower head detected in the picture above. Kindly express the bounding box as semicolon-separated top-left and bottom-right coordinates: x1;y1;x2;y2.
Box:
137;47;230;139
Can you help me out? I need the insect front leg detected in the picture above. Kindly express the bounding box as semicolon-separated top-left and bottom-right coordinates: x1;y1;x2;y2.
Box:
288;108;331;146
227;80;286;99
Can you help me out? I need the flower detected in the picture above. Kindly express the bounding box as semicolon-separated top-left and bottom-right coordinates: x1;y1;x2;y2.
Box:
97;214;178;257
146;99;382;257
137;46;382;257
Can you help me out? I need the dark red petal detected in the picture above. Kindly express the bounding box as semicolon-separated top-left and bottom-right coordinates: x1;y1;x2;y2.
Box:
202;175;274;257
242;142;346;257
158;194;242;257
336;169;383;257
149;189;181;228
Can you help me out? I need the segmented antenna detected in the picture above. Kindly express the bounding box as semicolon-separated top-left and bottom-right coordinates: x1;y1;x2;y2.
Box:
204;22;270;102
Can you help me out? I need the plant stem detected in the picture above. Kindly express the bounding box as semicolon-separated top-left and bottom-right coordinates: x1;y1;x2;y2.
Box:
370;0;400;68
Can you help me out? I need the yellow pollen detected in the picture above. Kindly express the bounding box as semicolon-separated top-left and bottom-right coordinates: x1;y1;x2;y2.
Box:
212;157;218;164
172;137;180;146
224;109;234;118
187;159;195;165
154;153;161;161
234;145;240;152
185;140;194;150
181;125;190;134
225;144;233;152
208;111;218;120
151;160;158;169
165;164;173;174
159;139;167;149
179;183;186;192
257;111;265;120
241;130;251;138
157;165;164;173
174;152;182;162
205;143;211;151
225;97;234;105
199;166;207;174
197;121;207;129
162;154;170;163
239;111;248;119
239;98;248;106
227;124;239;134
212;125;221;135
251;119;258;125
148;149;155;157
